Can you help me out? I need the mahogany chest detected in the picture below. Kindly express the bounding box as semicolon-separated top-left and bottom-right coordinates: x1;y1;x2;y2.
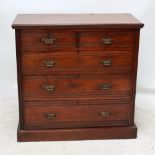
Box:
12;14;144;142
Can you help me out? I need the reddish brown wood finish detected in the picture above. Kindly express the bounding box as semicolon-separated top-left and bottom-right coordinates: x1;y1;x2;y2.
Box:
22;52;133;75
17;124;137;142
24;104;130;129
21;30;76;50
80;31;134;50
12;14;144;142
23;74;132;101
12;14;144;29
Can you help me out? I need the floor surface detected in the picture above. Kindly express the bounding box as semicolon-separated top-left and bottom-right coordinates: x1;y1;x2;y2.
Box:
0;92;155;155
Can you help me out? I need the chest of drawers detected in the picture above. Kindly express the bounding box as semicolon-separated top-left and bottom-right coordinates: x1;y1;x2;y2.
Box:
12;14;144;142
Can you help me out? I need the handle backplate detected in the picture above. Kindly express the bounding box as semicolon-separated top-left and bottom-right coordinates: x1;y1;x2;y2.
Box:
99;112;111;117
42;35;56;44
45;113;56;120
101;83;112;90
102;38;113;45
101;60;112;66
44;85;55;92
43;60;55;67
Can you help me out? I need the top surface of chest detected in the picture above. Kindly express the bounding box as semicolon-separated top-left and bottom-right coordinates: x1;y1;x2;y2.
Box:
12;14;144;29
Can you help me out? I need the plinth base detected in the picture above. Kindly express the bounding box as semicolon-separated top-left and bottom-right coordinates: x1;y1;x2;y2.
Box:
17;123;137;142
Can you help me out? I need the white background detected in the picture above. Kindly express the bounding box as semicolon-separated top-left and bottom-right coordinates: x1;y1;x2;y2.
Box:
0;0;155;155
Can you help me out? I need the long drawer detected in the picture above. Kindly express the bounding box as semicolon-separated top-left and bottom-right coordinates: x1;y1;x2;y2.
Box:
22;52;133;75
23;74;132;101
24;103;130;129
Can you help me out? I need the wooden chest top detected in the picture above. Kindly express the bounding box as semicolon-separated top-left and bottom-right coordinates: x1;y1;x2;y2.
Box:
12;14;144;29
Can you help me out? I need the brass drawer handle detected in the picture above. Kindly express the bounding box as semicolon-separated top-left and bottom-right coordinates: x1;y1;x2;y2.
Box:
101;60;112;66
102;38;113;45
44;85;55;92
45;113;56;120
101;83;112;90
43;60;55;67
42;35;56;44
99;112;111;117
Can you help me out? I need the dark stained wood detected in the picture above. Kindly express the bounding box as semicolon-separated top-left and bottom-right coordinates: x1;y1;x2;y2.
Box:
80;31;134;50
130;29;141;125
22;52;133;75
23;104;130;129
21;30;76;50
15;30;24;129
17;123;137;142
20;30;135;51
23;74;132;101
20;29;135;52
12;14;144;29
12;14;144;142
24;98;131;105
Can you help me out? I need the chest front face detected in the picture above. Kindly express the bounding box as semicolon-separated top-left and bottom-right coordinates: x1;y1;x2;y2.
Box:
12;14;143;142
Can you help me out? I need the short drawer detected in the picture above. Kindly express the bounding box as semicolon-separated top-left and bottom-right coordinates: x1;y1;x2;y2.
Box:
23;74;132;101
80;31;134;50
24;104;130;129
22;52;133;75
21;30;76;51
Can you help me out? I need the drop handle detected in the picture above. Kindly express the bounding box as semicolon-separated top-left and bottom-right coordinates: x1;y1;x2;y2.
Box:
45;113;56;120
101;84;112;90
101;60;112;66
42;35;56;44
99;112;111;117
43;85;55;92
102;38;113;45
43;60;56;67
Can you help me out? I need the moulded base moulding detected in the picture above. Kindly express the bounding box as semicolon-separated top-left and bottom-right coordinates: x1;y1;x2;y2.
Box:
17;123;137;142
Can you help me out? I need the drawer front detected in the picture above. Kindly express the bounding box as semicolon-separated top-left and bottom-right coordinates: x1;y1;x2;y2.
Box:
80;31;134;50
23;74;132;101
21;30;76;51
22;52;133;75
24;104;130;129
